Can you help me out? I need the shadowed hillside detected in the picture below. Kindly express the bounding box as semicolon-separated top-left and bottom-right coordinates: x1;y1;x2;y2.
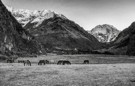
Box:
0;0;46;57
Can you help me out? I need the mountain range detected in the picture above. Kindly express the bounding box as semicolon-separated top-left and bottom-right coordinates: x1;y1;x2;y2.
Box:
7;7;120;44
6;6;104;54
2;2;135;56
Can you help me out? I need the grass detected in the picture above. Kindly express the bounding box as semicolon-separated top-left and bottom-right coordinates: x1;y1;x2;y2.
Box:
1;54;135;86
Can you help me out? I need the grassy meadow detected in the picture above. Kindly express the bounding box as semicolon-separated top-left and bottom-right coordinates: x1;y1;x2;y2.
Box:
1;54;135;86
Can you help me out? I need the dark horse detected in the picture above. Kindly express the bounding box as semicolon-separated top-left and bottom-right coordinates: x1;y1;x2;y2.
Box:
83;60;89;64
38;60;46;65
57;60;63;65
7;59;14;63
45;60;49;64
38;60;50;65
23;60;31;66
57;60;71;65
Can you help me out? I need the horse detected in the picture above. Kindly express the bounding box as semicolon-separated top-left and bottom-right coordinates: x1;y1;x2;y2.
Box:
57;60;63;65
45;60;49;64
38;60;46;65
83;60;89;64
23;60;31;66
63;60;71;65
7;59;14;63
57;60;71;65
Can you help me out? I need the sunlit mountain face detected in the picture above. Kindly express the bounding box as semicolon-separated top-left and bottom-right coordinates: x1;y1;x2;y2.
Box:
89;24;120;43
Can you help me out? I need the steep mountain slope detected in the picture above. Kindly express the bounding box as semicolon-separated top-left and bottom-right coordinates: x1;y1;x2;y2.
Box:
0;0;45;56
112;22;135;55
90;24;120;43
24;14;103;54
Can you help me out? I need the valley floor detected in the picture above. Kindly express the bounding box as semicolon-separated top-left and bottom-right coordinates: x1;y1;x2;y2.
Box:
1;54;135;86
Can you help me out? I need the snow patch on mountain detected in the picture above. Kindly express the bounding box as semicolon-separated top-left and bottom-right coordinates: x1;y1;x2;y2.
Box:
31;17;47;27
6;6;67;27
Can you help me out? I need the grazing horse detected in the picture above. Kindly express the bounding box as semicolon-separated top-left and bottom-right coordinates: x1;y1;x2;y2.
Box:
83;60;89;64
38;60;46;65
7;59;14;63
57;60;63;65
57;60;71;65
45;60;49;64
23;60;31;66
63;60;71;65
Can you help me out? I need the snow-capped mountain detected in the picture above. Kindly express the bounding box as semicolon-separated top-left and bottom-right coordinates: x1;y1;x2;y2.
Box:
6;6;66;27
6;6;105;54
89;24;120;43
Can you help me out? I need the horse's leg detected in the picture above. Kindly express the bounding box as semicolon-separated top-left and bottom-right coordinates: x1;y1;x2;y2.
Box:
62;62;64;65
27;62;29;66
30;62;31;66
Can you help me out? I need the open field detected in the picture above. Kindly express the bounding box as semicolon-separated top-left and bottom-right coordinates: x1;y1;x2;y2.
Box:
1;63;135;86
1;54;135;86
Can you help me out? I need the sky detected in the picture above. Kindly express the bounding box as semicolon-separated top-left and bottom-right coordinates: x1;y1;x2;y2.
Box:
2;0;135;30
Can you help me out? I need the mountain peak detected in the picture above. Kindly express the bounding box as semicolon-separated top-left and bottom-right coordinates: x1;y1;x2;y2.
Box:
90;24;120;43
6;6;67;27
